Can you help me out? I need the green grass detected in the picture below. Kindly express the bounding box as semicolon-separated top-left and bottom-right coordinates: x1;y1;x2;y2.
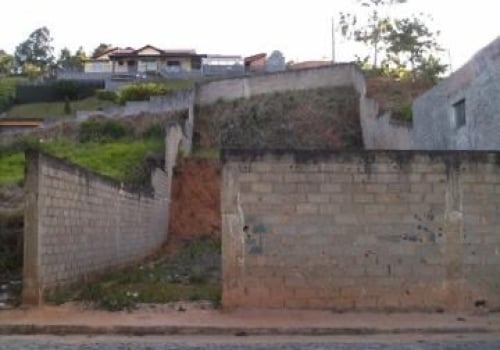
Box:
0;152;25;186
5;97;116;120
191;148;220;160
47;237;222;311
0;138;164;186
43;139;163;182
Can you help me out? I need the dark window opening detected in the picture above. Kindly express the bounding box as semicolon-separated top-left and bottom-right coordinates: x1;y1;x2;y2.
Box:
118;60;124;66
167;61;181;66
127;60;136;66
453;99;466;129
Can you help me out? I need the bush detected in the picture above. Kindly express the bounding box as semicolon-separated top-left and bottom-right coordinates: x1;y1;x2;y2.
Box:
95;89;118;102
142;123;165;140
54;80;80;100
0;78;20;112
15;80;104;104
118;82;171;103
79;119;131;142
392;102;413;121
64;96;72;115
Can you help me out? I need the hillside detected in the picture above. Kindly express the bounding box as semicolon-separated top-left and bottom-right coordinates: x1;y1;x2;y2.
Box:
194;86;362;150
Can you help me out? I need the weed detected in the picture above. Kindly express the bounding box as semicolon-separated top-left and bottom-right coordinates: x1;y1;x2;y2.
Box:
46;237;222;311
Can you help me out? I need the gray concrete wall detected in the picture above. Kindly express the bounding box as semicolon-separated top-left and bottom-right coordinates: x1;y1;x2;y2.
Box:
413;36;500;150
22;150;169;304
76;89;194;121
196;64;367;105
361;97;414;150
20;119;191;305
222;149;500;311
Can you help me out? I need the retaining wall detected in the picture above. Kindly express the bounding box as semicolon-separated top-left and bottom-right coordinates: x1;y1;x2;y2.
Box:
221;149;500;311
22;150;169;304
196;64;366;105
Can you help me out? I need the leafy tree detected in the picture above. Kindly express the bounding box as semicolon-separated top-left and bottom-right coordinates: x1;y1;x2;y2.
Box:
14;27;55;71
385;15;447;81
92;43;113;58
339;0;407;68
58;46;87;71
22;62;42;81
0;50;14;75
57;47;72;68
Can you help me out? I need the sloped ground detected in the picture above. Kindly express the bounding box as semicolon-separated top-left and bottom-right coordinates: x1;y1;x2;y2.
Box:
366;76;433;121
168;159;221;245
46;237;221;311
195;87;362;150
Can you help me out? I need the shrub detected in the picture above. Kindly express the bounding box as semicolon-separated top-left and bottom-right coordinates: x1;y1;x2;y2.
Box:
64;96;72;115
0;78;19;112
95;89;118;102
142;123;165;140
15;80;104;104
79;119;131;142
54;80;80;100
118;82;171;103
392;102;413;121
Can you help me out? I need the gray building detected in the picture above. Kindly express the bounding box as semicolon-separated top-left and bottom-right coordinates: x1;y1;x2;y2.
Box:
413;37;500;150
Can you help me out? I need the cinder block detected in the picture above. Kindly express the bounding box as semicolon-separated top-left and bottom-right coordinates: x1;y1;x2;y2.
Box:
284;174;308;183
252;183;273;193
320;184;342;193
366;184;388;193
308;194;330;203
296;203;319;215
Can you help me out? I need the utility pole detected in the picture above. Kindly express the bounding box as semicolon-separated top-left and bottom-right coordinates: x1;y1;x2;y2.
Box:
332;17;337;63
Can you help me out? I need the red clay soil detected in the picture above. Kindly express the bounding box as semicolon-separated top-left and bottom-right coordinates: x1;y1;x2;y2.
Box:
168;159;221;245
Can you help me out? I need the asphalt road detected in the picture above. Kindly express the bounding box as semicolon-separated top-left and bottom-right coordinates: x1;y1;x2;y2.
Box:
1;335;500;350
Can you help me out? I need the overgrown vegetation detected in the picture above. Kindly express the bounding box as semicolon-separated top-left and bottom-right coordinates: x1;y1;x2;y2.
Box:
0;119;167;186
195;87;362;149
118;80;193;103
0;210;23;274
0;76;28;112
0;152;25;186
47;236;222;311
4;97;116;120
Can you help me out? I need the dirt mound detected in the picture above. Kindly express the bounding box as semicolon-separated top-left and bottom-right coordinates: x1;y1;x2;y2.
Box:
168;159;221;245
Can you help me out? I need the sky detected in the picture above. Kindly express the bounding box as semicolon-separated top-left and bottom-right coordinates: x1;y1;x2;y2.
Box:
0;0;498;70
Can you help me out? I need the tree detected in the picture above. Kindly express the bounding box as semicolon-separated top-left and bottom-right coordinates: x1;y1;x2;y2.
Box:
385;15;447;81
22;62;42;81
339;0;407;69
14;27;55;71
58;46;87;71
57;47;72;68
0;50;14;75
92;43;113;58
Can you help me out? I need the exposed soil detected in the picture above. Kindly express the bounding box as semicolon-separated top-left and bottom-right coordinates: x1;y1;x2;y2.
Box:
168;159;221;245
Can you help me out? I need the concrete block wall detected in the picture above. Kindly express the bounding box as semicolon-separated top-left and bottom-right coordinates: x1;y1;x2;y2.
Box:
22;151;169;304
221;150;500;311
360;97;414;150
196;64;366;105
76;89;194;121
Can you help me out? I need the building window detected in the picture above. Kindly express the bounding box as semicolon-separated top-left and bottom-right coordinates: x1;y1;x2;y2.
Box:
453;99;466;129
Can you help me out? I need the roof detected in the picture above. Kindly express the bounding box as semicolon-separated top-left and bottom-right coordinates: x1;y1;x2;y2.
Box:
0;119;43;127
108;45;200;59
245;53;267;64
92;47;120;59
